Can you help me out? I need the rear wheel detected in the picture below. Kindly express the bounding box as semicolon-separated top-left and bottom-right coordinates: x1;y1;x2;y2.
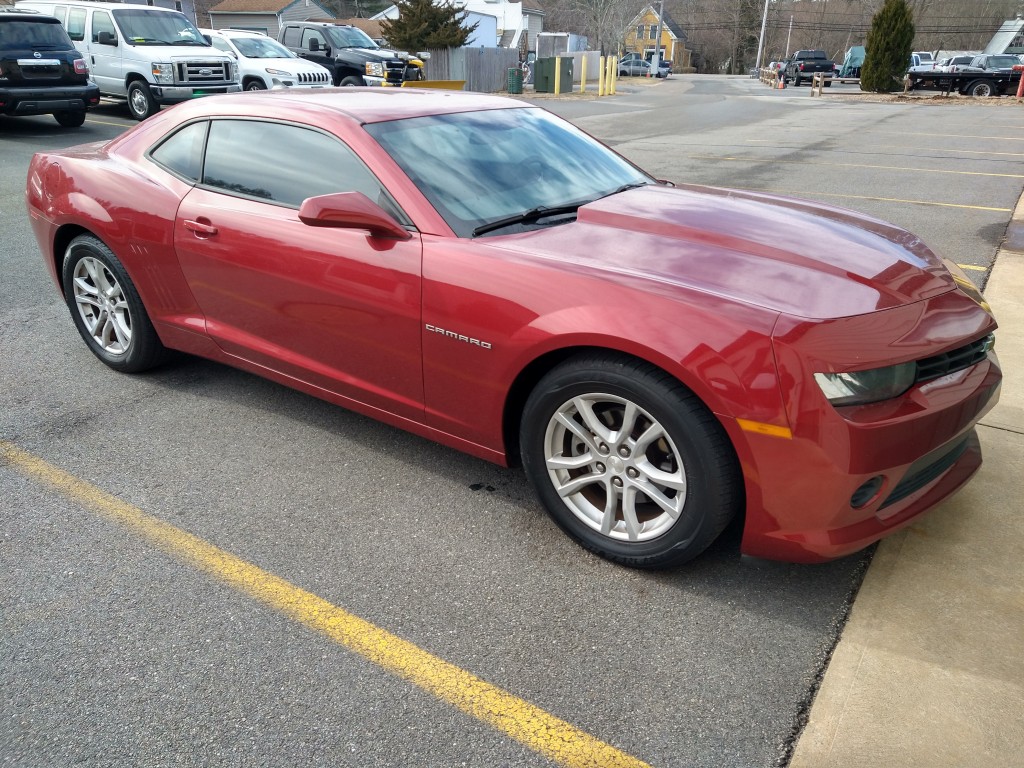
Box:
61;235;166;372
520;354;742;569
244;78;267;91
965;80;994;97
53;110;86;127
340;76;363;86
126;80;158;120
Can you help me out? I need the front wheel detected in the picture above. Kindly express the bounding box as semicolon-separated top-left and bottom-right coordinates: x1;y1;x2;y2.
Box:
62;235;166;372
126;80;158;120
244;79;267;91
339;76;363;87
520;355;742;569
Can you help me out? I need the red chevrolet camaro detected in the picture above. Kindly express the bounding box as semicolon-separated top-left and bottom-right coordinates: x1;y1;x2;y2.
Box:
26;89;1001;568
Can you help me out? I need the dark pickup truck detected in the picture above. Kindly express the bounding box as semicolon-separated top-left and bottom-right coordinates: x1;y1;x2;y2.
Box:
785;50;835;87
279;21;423;87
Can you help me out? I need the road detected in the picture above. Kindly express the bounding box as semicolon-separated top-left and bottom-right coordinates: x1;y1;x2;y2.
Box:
2;76;1021;768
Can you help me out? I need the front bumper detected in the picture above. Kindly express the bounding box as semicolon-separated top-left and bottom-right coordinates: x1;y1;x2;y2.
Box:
734;289;1001;562
150;83;241;104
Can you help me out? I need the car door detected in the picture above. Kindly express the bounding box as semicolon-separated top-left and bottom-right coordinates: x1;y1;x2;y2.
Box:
168;118;425;420
87;9;121;94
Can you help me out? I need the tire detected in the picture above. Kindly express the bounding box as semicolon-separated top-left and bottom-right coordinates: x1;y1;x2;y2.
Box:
61;234;166;373
340;76;363;87
127;80;158;121
244;79;267;91
824;80;832;87
793;74;802;87
53;110;86;127
965;80;994;97
520;354;742;569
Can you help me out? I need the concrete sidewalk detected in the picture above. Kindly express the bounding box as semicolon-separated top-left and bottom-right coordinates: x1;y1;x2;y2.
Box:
790;198;1024;766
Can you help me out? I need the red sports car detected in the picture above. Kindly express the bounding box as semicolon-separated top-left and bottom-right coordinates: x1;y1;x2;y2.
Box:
26;90;1001;568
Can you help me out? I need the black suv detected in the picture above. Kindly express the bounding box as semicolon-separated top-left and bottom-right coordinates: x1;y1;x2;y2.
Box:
0;9;100;127
278;21;421;87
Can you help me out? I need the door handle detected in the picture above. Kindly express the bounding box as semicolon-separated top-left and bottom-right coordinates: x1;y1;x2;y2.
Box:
184;219;218;237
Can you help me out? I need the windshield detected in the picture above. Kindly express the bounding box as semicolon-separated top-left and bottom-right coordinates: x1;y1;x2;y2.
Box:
365;108;653;238
112;9;207;46
232;36;294;59
325;26;378;49
0;18;73;49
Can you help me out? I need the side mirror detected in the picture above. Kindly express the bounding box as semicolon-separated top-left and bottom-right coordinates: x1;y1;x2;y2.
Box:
308;38;319;52
202;33;211;45
298;192;412;241
98;30;117;46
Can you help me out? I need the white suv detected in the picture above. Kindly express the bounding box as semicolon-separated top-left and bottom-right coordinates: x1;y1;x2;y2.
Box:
202;29;330;90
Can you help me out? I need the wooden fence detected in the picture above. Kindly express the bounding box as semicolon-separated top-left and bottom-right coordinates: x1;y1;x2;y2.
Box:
423;47;521;93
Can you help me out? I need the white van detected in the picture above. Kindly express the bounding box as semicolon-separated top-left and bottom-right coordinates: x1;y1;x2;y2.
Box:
15;0;239;119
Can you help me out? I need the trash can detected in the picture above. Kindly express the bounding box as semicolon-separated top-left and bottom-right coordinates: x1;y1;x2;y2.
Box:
507;67;523;94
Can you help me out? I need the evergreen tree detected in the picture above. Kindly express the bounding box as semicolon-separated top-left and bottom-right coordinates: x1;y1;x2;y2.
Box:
860;0;915;93
380;0;477;50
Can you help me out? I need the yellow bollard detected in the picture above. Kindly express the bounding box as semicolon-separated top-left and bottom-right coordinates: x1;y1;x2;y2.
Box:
598;55;605;96
554;56;562;96
580;55;587;94
610;57;617;95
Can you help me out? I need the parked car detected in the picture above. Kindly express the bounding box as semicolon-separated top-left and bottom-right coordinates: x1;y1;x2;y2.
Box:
14;0;239;120
960;54;1023;74
618;55;652;77
278;21;423;86
644;53;671;77
937;55;976;73
201;28;330;91
785;50;835;86
25;90;1001;568
0;7;99;126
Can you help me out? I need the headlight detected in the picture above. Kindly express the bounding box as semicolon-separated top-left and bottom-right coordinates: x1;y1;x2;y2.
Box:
365;62;385;77
814;362;916;407
151;63;174;83
264;68;293;77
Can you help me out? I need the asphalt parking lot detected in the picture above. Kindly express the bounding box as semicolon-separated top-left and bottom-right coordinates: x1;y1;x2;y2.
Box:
2;77;1022;767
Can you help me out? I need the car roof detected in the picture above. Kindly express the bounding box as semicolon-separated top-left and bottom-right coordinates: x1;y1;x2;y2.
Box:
162;88;525;126
0;9;60;21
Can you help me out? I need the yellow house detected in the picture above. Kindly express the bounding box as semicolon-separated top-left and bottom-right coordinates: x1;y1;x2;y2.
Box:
623;4;692;73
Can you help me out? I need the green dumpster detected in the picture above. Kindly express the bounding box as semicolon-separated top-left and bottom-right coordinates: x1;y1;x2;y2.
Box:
533;57;574;93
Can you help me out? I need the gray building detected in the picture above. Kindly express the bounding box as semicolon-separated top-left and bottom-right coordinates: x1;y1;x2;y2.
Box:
206;0;332;37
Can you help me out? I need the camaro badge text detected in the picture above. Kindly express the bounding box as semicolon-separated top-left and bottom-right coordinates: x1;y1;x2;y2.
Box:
425;324;492;349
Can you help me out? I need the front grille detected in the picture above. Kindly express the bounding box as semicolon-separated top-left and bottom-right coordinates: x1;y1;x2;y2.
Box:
916;334;993;383
384;59;406;83
297;70;330;85
879;436;969;509
174;60;231;84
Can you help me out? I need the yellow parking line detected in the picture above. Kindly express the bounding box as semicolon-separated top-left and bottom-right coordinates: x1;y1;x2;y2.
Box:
0;440;651;768
740;187;1011;212
957;264;988;271
686;154;1024;179
85;117;133;128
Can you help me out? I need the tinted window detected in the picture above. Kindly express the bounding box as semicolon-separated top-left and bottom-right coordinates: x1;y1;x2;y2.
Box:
0;18;73;48
150;120;208;182
300;28;325;50
66;7;85;41
92;11;116;43
201;120;407;221
281;26;298;47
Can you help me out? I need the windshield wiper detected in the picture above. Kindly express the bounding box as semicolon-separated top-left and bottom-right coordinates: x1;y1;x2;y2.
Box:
598;181;651;200
472;202;585;237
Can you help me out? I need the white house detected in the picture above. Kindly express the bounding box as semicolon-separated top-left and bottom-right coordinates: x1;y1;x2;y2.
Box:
373;0;543;51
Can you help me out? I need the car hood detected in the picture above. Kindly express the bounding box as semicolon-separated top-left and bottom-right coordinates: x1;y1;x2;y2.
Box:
340;47;408;62
482;184;956;320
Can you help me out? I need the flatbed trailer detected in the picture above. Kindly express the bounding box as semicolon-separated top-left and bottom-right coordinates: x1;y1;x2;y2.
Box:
907;70;1022;97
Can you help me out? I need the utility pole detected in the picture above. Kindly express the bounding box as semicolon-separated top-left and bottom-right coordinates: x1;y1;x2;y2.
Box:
785;15;793;58
652;0;665;75
754;0;770;72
